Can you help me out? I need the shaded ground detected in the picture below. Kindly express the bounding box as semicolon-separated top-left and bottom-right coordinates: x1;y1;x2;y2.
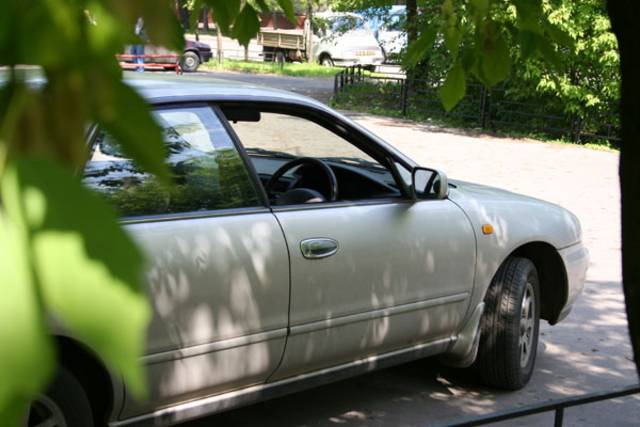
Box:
176;72;638;426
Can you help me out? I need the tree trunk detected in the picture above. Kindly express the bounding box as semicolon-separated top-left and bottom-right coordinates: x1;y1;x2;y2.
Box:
215;23;223;65
178;0;190;30
306;0;314;64
406;0;418;47
607;0;640;377
405;0;419;90
202;7;209;32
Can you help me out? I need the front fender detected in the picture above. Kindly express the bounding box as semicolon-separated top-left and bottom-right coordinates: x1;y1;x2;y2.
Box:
448;182;584;322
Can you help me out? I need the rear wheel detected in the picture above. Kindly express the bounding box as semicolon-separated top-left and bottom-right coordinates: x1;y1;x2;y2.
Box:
319;54;334;67
475;256;540;390
26;367;94;427
181;51;200;72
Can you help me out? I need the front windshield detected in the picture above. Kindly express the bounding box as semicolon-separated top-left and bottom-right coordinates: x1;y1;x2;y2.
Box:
329;15;367;33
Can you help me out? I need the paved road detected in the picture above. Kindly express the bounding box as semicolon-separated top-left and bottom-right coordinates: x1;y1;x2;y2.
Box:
173;72;638;426
187;69;335;103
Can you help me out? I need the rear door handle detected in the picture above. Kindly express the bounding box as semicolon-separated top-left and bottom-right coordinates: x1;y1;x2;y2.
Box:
300;238;339;259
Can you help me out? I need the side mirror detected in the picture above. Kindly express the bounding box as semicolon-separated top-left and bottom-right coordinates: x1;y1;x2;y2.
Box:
411;167;449;200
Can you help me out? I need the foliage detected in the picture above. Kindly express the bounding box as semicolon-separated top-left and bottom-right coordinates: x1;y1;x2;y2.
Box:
331;0;618;142
505;1;619;120
400;1;619;119
399;0;572;110
0;0;292;425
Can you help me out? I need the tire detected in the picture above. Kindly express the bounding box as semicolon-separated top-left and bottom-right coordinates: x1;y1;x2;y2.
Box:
181;51;200;72
319;54;334;67
26;367;94;427
475;256;541;390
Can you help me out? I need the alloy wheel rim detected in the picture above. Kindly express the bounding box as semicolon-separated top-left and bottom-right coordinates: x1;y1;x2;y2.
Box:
519;282;536;368
26;396;67;427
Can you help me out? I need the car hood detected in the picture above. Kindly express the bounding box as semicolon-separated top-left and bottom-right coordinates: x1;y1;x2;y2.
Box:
185;39;211;50
448;180;583;249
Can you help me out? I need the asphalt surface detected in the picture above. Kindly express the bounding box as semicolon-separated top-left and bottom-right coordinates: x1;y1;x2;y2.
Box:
163;70;639;427
187;69;336;104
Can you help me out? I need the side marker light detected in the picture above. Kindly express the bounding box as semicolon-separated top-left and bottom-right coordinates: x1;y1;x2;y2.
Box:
482;224;494;235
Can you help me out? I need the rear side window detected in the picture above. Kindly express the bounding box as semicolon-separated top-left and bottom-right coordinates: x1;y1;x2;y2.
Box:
83;106;261;217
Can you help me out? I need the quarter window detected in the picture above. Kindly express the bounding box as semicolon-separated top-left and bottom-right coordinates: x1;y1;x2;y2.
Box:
83;106;261;217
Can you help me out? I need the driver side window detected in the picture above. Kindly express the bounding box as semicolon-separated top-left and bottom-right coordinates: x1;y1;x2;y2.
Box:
225;110;401;205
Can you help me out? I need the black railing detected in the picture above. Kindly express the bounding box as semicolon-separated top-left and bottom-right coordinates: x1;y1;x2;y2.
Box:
443;383;640;427
333;66;620;146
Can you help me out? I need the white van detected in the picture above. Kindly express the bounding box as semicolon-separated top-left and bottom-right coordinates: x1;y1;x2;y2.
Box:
311;12;385;69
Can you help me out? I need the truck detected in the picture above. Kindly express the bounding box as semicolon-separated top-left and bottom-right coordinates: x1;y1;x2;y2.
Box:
257;12;384;69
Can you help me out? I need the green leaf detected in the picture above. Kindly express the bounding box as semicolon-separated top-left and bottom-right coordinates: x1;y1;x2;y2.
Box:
512;0;543;33
254;0;270;14
189;0;204;32
543;21;575;51
141;2;185;52
441;0;462;58
2;157;151;397
276;0;296;23
518;30;538;59
103;0;183;50
0;214;55;427
232;5;260;47
477;27;511;87
90;77;169;182
403;25;438;68
469;0;489;21
439;62;466;112
204;0;241;33
536;36;563;69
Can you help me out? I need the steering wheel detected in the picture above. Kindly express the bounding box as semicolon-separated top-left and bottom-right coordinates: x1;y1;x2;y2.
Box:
265;157;338;204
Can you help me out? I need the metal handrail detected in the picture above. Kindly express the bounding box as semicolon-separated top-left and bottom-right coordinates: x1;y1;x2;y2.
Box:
445;383;640;427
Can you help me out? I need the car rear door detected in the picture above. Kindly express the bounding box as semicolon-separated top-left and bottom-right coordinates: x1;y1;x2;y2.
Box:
83;104;290;419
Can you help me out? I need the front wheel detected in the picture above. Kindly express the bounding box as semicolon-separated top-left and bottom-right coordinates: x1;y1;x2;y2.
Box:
26;367;94;427
319;54;334;67
181;51;200;72
475;257;541;390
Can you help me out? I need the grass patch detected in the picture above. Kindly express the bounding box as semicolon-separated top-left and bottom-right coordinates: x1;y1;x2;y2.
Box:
201;59;341;78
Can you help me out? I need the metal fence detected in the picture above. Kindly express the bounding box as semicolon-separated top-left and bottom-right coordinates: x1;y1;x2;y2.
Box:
333;66;620;145
445;383;640;427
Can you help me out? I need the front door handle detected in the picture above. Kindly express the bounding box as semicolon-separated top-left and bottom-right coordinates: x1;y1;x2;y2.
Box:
300;238;339;259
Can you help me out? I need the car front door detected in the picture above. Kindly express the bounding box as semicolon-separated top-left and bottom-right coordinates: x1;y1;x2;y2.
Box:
83;104;290;419
226;106;476;380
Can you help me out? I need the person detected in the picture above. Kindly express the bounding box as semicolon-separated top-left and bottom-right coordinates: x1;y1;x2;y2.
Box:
131;17;146;72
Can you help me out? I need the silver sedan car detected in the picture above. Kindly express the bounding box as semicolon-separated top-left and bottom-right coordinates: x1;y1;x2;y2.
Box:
29;76;588;427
